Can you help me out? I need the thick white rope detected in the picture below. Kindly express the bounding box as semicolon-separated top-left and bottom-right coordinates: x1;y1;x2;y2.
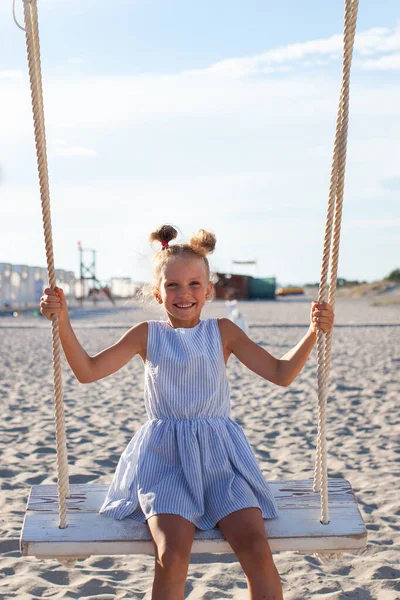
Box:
12;0;25;31
313;0;359;544
21;0;78;567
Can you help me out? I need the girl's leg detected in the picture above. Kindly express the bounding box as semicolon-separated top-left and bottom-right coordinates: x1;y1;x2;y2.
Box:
217;507;283;600
147;513;196;600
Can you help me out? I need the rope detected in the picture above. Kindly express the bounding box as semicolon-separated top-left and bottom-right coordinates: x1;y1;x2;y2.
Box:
313;551;344;565
22;0;73;537
12;0;25;31
313;0;359;537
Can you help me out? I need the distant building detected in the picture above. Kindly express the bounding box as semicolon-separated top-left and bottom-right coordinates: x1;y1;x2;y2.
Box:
214;273;276;300
110;277;140;298
0;263;76;311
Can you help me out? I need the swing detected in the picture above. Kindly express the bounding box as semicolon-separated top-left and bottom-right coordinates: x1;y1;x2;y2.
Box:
18;0;367;567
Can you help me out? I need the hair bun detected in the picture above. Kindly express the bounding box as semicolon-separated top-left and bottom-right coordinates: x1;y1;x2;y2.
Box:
149;225;178;247
189;229;216;257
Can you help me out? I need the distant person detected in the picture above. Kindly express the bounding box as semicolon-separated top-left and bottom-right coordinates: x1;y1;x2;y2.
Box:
88;287;99;304
225;298;248;333
102;285;115;305
39;224;334;600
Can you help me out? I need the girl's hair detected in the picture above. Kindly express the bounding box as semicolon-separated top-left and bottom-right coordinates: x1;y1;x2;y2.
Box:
149;224;216;291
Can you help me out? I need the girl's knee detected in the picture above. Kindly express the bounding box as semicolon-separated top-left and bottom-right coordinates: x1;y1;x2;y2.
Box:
234;532;272;558
148;513;195;568
155;546;190;579
236;535;276;571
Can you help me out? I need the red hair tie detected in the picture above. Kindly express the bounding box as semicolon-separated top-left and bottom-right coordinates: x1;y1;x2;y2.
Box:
161;240;169;249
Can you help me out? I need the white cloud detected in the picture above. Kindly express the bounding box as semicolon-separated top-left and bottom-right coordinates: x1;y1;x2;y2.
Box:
0;70;338;143
360;53;400;70
67;58;84;65
1;23;399;284
2;24;400;144
355;25;400;55
344;218;400;230
0;70;24;82
205;34;343;77
203;24;400;78
54;145;97;157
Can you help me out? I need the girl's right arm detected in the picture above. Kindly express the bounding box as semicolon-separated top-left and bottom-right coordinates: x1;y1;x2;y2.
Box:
40;287;147;383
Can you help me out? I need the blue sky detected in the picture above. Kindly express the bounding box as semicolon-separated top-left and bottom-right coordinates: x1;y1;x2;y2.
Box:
1;0;399;285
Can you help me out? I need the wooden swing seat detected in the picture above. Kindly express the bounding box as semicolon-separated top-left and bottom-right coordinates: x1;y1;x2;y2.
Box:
20;477;367;560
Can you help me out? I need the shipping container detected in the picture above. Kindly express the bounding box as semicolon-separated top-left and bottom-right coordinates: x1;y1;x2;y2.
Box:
248;277;276;299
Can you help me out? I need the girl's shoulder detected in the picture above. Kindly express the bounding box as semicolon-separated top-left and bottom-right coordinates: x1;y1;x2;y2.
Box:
217;316;236;334
125;320;148;337
217;317;248;348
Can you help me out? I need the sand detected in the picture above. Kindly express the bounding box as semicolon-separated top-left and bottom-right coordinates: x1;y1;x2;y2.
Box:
1;295;399;599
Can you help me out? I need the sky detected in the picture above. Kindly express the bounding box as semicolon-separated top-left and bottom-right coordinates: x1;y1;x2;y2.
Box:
1;0;399;286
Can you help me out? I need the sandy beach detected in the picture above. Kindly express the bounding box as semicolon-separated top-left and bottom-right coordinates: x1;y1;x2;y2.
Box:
1;295;399;599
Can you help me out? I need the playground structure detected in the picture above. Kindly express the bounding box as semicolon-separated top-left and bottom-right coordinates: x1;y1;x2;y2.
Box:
77;242;115;305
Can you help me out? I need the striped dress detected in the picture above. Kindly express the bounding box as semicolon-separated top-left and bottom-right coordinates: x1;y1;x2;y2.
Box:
99;318;279;529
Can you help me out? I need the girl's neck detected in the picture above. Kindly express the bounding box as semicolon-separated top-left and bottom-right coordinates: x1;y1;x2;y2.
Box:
165;317;201;329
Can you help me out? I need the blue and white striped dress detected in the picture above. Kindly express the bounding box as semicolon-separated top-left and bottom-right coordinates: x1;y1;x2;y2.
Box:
99;318;279;529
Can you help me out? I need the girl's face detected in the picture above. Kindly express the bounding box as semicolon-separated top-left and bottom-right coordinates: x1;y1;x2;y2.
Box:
155;255;213;328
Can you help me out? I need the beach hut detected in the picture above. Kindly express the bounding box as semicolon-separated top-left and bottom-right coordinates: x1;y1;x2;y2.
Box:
28;266;48;305
11;265;31;308
0;263;12;310
111;277;137;298
64;271;77;300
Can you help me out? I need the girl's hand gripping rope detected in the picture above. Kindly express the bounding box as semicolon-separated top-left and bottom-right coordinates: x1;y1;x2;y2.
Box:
40;286;69;323
310;301;334;335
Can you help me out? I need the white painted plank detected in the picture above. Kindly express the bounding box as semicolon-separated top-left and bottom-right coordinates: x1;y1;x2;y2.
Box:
21;506;367;557
26;479;361;513
20;478;367;558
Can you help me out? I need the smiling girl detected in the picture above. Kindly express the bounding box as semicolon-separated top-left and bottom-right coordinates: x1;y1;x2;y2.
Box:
40;224;334;600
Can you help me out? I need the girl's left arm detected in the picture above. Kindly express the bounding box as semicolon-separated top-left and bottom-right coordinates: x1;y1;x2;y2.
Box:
220;301;334;387
277;327;317;386
278;300;334;385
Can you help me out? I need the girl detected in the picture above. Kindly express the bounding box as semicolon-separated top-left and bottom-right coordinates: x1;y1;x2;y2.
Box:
40;225;334;600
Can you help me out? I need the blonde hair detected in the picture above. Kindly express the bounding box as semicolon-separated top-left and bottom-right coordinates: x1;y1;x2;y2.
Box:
149;224;216;292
